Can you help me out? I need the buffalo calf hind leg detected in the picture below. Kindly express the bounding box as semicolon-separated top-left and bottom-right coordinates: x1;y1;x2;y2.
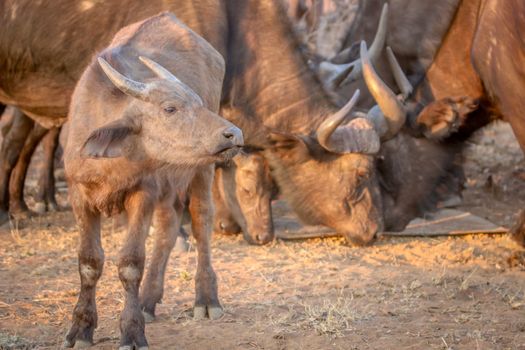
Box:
118;189;153;350
140;194;182;322
190;167;223;320
65;189;104;348
35;127;60;213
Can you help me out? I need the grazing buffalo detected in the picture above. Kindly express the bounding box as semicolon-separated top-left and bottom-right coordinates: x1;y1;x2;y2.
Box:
213;151;275;244
64;13;242;348
321;0;525;241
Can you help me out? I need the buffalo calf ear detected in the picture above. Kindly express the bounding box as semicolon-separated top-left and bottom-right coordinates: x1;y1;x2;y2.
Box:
81;118;136;158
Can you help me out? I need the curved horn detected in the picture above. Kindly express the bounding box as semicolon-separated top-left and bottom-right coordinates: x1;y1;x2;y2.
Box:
97;57;148;100
361;41;405;140
386;47;413;100
346;3;389;83
318;89;361;148
138;56;204;105
318;3;388;89
316;90;380;154
139;56;180;83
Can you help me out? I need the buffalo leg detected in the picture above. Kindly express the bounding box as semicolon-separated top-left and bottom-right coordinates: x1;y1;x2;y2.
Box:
118;188;153;350
64;187;104;348
9;123;48;218
140;193;183;321
189;165;223;320
0;109;34;223
35;127;60;213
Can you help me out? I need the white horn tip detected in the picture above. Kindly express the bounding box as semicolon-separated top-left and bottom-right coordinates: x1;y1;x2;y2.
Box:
353;89;361;101
97;56;107;66
360;41;368;56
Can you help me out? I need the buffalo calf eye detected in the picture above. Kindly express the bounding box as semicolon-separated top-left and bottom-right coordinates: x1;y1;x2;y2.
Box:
164;106;177;114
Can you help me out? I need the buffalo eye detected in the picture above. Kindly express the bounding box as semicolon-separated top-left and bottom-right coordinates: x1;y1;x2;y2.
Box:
163;106;177;114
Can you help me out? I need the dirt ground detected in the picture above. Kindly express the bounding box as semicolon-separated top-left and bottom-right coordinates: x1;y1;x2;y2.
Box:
1;121;525;350
2;2;525;349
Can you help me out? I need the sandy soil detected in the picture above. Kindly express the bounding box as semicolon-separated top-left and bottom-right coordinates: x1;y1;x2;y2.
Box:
0;122;524;350
2;2;525;348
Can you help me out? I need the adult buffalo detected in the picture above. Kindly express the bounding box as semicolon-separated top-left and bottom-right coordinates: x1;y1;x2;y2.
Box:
321;0;525;242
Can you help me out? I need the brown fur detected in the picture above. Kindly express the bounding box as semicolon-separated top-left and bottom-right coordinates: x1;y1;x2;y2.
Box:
64;14;242;348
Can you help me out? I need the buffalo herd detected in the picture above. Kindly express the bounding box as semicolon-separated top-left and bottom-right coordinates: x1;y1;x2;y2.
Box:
0;0;523;347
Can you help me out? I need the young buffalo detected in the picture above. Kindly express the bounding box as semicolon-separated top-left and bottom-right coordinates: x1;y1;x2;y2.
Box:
64;14;243;349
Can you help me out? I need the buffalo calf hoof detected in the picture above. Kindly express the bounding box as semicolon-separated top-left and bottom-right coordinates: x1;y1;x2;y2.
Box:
208;306;224;320
142;310;155;324
193;304;223;320
174;235;190;253
119;346;149;350
193;305;207;320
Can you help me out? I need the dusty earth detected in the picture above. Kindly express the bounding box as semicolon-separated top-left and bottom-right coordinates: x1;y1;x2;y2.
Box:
1;121;525;350
2;2;525;349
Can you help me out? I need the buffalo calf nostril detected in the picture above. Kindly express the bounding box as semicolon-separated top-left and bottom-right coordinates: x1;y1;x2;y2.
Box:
223;132;234;139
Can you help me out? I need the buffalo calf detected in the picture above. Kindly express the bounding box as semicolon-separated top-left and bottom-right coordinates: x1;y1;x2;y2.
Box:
64;13;243;349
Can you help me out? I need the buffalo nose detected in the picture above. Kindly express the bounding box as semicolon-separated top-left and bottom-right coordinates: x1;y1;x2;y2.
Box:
222;126;244;146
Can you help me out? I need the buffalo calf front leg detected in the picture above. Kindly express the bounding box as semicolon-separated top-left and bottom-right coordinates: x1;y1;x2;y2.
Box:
190;166;223;320
65;187;104;348
118;188;154;350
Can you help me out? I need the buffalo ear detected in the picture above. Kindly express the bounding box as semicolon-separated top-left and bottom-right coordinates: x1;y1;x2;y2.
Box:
81;118;137;158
